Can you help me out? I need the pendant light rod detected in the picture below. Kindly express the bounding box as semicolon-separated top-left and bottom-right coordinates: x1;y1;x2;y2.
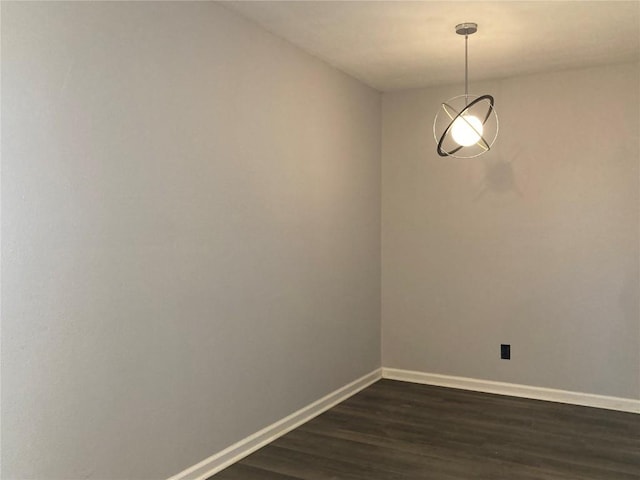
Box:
456;23;477;101
464;33;469;99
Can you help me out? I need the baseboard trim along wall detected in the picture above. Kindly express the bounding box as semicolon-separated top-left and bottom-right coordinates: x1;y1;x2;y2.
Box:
382;368;640;414
168;368;383;480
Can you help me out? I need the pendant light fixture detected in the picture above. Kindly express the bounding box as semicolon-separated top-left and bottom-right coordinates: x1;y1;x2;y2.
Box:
434;23;498;158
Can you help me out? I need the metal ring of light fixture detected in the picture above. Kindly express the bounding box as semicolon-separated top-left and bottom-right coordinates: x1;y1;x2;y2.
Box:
434;93;498;158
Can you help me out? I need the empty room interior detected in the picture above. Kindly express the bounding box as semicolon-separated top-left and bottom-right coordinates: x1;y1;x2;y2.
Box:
2;1;640;479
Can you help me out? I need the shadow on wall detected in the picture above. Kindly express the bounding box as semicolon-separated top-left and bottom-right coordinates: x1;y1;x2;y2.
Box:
474;150;524;201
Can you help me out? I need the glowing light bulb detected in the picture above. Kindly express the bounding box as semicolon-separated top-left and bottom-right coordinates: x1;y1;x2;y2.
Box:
451;115;483;147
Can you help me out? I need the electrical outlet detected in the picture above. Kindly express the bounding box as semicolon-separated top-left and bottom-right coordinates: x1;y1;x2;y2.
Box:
500;344;511;360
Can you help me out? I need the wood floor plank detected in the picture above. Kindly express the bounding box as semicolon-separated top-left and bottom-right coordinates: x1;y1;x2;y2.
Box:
212;379;640;479
316;401;640;477
242;444;413;480
213;463;302;480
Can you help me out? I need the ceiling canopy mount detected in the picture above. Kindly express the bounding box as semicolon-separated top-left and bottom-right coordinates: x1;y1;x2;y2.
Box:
455;22;477;36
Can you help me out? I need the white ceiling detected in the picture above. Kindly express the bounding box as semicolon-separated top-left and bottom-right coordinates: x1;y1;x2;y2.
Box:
224;1;640;91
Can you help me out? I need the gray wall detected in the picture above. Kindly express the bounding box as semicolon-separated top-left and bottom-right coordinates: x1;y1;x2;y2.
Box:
1;2;381;479
382;62;640;400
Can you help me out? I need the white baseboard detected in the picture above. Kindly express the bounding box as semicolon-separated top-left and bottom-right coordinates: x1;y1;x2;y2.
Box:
382;367;640;414
168;368;382;480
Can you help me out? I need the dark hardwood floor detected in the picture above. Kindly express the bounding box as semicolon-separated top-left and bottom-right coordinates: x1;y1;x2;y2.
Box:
212;379;640;479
